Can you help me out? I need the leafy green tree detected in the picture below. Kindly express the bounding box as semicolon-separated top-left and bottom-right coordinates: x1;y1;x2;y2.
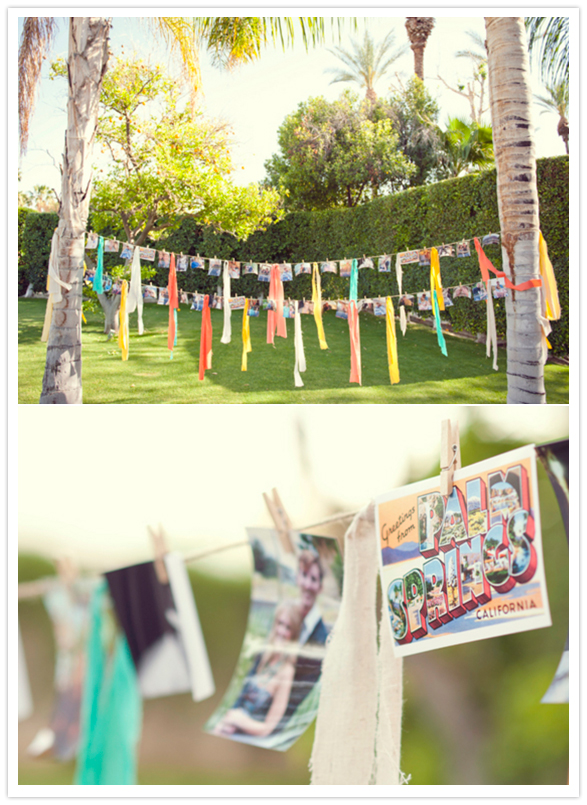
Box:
324;29;407;104
535;79;569;154
264;91;415;210
435;117;494;178
376;76;444;188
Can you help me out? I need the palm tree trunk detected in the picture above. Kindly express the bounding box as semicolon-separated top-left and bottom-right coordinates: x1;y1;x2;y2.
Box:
485;17;546;404
39;17;110;404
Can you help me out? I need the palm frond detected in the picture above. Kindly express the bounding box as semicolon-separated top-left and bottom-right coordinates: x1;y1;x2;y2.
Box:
525;17;569;86
18;16;57;155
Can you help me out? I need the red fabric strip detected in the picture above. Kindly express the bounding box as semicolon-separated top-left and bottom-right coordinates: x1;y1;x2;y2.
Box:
348;300;362;385
198;295;212;380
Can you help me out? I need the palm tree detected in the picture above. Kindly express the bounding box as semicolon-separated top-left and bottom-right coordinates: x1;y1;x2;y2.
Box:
439;117;494;177
484;16;546;404
525;17;569;87
324;29;406;104
19;16;337;404
535;80;569;154
404;17;435;80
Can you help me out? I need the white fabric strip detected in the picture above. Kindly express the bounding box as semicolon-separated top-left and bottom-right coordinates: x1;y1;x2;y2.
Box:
373;596;405;784
220;262;231;344
126;247;144;335
396;253;407;336
293;300;306;387
310;502;379;785
19;621;33;721
485;282;499;371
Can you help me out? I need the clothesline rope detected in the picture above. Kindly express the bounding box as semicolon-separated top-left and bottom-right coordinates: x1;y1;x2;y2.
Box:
18;510;360;599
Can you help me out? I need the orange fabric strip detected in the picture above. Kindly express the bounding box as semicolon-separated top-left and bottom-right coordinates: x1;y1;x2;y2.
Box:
473;238;542;291
348;300;362;385
198;295;213;380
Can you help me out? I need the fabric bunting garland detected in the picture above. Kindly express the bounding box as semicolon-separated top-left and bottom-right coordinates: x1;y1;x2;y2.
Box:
395;254;407;337
348;300;361;385
198;296;213;380
41;229;72;343
473;239;499;371
74;581;141;785
293;300;306;387
118;281;129;361
267;265;287;344
430;249;447;357
311;264;328;350
220;261;232;344
126;247;144;335
167;254;179;358
241;299;252;371
385;297;400;385
538;232;561;360
93;237;104;294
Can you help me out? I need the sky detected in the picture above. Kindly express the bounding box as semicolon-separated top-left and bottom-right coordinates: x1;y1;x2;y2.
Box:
15;11;569;196
16;405;569;577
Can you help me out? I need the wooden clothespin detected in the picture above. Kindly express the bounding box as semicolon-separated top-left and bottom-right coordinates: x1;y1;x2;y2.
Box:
148;524;169;584
440;420;461;496
263;488;296;555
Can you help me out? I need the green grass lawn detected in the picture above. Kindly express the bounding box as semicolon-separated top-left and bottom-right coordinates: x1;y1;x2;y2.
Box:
18;299;569;404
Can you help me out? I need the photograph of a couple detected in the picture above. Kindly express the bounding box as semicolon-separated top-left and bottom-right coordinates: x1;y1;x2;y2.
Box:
205;528;343;751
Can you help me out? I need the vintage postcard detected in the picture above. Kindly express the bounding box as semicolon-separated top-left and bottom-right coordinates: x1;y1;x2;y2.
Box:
375;445;551;658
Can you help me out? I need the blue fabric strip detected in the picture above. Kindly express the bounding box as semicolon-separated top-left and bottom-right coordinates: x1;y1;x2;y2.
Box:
433;290;448;356
349;259;358;302
93;238;104;294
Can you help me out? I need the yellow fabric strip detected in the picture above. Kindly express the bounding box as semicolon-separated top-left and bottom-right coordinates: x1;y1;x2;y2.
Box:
430;247;445;314
539;232;561;321
241;298;252;371
312;264;328;350
118;280;129;361
385;296;400;385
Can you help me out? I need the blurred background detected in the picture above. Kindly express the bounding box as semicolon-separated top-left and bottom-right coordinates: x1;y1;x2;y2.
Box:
17;404;570;785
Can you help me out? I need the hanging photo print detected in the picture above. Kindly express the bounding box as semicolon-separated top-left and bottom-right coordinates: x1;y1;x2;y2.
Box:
243;262;259;275
180;290;188;304
358;299;374;314
139;247;156;262
229;296;246;311
294;262;312;276
339;260;352;278
399;293;414;307
104;239;119;253
472;282;488;302
85;233;98;250
27;579;98;761
453;284;472;299
437;244;455;258
143;285;157;300
177;255;188;272
280;263;293;282
417;291;432;311
442;288;454;307
358;257;374;269
208;258;222;277
457;240;471;258
258;264;272;282
120;243;133;259
375;445;551;658
204;528;343;751
320;261;337;274
399;250;419;265
228;261;241;279
191;295;204;312
158;251;171;269
335;301;348;320
482;233;500;247
105;555;214;702
190;256;205;270
535;440;569;704
373;298;386;317
378;255;391;273
298;299;314;314
158;288;169;305
491;277;508;298
418;249;432;266
248;299;260;316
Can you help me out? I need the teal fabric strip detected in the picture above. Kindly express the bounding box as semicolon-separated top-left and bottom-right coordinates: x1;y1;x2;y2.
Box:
93;238;104;294
174;309;178;346
433;290;448;356
349;259;358;302
75;581;142;785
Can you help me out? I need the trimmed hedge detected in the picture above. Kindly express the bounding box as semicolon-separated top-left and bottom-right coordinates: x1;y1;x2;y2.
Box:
18;156;569;355
18;210;59;294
